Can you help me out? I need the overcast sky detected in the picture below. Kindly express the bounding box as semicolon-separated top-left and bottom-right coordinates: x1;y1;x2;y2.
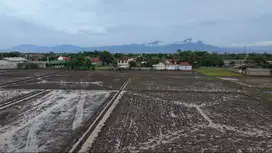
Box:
0;0;272;48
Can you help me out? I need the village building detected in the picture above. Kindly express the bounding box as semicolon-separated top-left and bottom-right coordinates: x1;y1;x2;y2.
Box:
116;57;129;69
49;60;67;68
224;59;246;67
164;59;179;70
165;63;177;70
128;58;136;62
153;59;192;71
179;62;192;71
57;56;69;61
245;68;271;76
91;57;102;66
152;62;166;70
0;57;29;69
232;64;271;76
30;61;47;68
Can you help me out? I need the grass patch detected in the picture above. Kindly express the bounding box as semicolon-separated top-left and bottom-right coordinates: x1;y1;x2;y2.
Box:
194;67;241;77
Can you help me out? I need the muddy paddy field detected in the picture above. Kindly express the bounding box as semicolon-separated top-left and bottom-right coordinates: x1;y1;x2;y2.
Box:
0;70;125;152
0;70;272;153
90;71;272;153
0;69;60;85
3;70;128;90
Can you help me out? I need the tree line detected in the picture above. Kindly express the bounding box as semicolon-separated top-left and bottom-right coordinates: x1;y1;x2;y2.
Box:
1;50;271;68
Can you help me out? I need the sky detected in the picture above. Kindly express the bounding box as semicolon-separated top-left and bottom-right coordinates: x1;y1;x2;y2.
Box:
0;0;272;48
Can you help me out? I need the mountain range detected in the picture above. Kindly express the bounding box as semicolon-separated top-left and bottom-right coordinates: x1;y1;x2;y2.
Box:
1;39;271;53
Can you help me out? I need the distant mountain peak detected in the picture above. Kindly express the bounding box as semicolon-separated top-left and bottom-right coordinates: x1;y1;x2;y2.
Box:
145;41;166;46
174;38;194;44
5;39;270;53
196;40;204;44
182;38;193;43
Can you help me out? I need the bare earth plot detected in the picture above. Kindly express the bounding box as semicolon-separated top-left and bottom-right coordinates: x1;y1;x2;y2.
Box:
0;70;121;152
0;69;60;84
3;71;128;90
1;70;272;153
89;72;272;153
0;89;115;152
127;73;243;93
0;89;35;103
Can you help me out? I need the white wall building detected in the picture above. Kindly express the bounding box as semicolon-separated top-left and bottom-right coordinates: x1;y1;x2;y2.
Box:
166;64;178;70
153;62;166;70
58;56;64;61
179;62;192;71
117;57;129;68
245;68;271;76
0;57;29;69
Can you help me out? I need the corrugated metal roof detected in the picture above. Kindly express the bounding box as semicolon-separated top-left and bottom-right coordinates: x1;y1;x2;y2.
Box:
3;57;28;62
0;60;9;64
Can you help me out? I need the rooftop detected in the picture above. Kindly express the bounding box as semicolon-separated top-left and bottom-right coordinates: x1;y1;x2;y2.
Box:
91;57;100;62
3;57;29;62
116;57;129;60
180;62;191;66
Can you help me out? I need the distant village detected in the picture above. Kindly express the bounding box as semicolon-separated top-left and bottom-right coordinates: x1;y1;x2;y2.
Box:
0;51;271;76
0;55;193;71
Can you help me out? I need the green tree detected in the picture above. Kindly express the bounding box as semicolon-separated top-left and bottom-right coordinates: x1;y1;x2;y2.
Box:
129;61;137;67
158;53;164;59
99;51;113;66
85;59;92;69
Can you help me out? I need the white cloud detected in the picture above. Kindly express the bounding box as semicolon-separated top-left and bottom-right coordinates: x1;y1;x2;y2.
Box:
0;0;272;48
0;0;106;35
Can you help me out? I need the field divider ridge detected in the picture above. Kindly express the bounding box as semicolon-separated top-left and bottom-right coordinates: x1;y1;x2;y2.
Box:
69;79;130;153
0;90;49;110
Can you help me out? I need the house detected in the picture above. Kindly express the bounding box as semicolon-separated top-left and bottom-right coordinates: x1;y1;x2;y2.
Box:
179;62;192;71
30;61;47;68
164;59;179;70
58;56;69;61
224;60;246;67
91;57;102;66
165;59;178;65
128;58;136;62
234;63;259;74
152;62;166;70
116;57;129;68
165;63;177;70
245;68;271;76
49;60;67;68
0;57;29;69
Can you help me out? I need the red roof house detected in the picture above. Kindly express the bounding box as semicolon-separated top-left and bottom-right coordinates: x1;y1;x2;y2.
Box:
164;59;179;65
91;57;100;63
91;57;102;66
63;56;69;61
58;56;69;61
180;62;191;66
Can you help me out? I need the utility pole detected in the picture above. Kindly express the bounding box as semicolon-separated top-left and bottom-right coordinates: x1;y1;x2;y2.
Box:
244;45;247;60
